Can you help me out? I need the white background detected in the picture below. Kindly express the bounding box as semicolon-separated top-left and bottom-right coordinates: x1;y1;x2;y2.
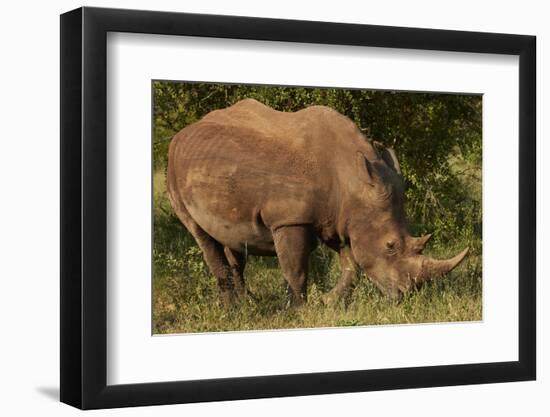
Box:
107;33;519;384
0;0;546;416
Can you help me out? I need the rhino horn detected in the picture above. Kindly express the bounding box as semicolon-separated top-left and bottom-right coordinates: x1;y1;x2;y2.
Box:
415;248;469;283
411;233;432;253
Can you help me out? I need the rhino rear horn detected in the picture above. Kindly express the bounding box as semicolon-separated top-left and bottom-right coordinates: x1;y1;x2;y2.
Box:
411;233;432;253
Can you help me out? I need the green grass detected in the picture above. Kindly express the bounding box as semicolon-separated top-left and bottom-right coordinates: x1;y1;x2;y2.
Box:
153;170;482;334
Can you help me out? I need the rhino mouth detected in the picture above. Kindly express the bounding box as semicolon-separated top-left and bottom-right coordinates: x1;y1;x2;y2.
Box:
368;247;470;301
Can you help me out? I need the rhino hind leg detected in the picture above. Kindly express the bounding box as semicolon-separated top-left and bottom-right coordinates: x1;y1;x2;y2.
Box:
273;225;313;307
192;233;238;306
224;247;257;302
172;203;237;306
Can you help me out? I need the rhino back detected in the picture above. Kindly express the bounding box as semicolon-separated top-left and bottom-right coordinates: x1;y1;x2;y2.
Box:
167;99;373;252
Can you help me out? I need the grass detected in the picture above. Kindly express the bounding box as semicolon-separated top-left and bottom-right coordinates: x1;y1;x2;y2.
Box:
152;169;482;334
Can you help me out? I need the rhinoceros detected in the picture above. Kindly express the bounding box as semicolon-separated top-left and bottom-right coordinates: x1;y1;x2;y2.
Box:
167;98;468;305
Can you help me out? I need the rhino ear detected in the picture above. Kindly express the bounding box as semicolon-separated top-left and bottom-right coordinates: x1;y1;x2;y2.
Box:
380;147;402;175
356;152;375;185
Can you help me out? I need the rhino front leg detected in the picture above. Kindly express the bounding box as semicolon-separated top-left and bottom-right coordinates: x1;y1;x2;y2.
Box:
273;225;313;307
326;246;358;305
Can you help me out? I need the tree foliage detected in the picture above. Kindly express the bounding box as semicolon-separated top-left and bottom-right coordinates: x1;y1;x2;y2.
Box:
153;81;482;252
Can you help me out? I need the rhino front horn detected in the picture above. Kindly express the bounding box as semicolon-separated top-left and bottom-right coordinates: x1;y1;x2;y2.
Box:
419;247;469;281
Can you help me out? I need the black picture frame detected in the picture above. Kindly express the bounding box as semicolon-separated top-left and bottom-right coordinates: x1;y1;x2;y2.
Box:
60;6;536;410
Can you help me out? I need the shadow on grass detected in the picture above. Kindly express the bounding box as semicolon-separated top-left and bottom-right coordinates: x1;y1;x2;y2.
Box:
35;386;59;401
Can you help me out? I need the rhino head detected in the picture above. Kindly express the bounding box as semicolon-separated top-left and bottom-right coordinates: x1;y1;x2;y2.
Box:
347;149;469;301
